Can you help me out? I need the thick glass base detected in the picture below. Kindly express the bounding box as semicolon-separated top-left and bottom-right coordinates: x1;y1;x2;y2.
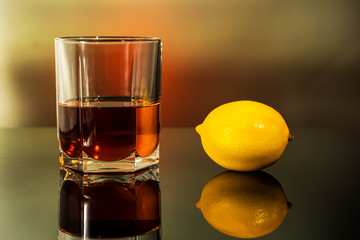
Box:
58;227;161;240
59;146;159;173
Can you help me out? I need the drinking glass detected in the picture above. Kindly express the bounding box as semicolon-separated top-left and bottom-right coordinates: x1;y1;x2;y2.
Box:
55;36;162;172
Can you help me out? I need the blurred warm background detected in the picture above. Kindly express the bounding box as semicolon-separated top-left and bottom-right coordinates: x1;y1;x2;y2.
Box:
0;0;359;129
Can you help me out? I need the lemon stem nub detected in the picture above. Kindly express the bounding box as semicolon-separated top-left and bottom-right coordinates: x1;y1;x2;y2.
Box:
287;201;292;209
288;134;294;141
195;200;201;209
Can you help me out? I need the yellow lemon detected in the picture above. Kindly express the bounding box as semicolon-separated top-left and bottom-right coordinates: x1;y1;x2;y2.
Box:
196;100;292;171
196;171;290;238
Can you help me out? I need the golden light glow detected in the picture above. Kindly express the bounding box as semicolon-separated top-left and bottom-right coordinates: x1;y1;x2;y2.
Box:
94;145;100;152
0;0;358;127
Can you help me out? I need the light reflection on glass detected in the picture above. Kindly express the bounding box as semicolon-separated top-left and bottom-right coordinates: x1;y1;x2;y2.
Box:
196;170;291;239
58;165;161;239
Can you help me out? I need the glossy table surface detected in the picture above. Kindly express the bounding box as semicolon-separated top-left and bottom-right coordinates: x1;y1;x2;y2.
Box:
0;127;359;239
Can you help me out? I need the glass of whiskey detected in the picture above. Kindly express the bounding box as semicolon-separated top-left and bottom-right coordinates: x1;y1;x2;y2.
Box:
58;165;161;239
55;36;162;172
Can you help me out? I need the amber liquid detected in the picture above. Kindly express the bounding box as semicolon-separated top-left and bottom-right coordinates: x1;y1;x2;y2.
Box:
59;178;161;238
58;97;160;161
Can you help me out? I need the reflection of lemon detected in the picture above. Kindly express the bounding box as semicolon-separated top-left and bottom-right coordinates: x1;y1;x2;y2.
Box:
196;171;290;238
196;100;292;171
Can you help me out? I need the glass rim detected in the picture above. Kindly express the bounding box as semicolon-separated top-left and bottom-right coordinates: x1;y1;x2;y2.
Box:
55;36;162;44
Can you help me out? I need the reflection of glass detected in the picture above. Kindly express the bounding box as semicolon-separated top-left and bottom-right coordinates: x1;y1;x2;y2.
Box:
55;37;162;173
58;165;161;239
196;171;291;239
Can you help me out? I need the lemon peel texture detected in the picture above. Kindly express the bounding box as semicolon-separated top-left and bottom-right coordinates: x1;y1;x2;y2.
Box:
196;100;292;171
196;171;290;238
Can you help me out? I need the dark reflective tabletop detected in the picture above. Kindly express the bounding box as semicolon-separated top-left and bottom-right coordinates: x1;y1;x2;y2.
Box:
0;127;359;239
